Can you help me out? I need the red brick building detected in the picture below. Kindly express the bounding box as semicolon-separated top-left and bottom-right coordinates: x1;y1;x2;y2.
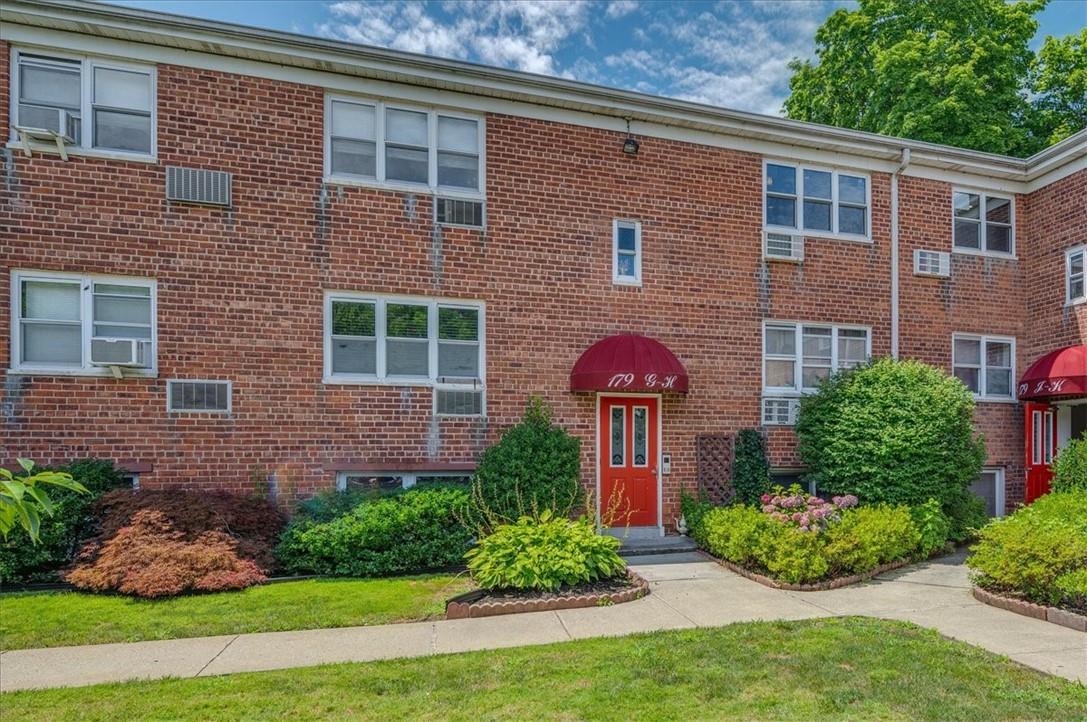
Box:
3;1;1085;535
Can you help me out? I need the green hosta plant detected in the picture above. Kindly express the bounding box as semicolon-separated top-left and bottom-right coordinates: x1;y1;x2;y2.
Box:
465;511;625;592
0;459;88;543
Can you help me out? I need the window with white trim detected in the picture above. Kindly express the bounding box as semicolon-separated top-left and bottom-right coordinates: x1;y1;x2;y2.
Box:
969;469;1005;518
764;322;870;394
12;50;155;155
325;96;483;195
324;293;484;406
764;162;869;239
11;271;156;374
953;191;1013;255
613;220;642;284
336;471;471;492
952;334;1015;400
1067;246;1086;305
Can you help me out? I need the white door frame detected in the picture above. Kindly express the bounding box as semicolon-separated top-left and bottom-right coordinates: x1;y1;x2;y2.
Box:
595;392;664;538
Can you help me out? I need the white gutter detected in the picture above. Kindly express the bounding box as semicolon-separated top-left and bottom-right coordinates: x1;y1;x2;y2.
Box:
891;148;911;360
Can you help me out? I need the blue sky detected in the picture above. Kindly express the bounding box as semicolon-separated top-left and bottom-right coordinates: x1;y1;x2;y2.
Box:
111;1;1086;116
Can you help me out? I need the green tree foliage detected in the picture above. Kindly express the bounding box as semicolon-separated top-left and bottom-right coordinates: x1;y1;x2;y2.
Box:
795;358;986;507
785;0;1083;157
1051;432;1087;493
732;429;771;506
470;397;582;529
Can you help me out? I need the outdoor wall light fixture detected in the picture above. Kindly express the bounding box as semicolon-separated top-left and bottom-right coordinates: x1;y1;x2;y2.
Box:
622;117;639;155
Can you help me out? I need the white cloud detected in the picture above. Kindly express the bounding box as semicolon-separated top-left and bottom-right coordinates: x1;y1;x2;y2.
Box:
605;0;638;18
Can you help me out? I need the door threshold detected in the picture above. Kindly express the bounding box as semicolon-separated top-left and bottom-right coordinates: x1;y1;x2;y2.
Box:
602;526;663;540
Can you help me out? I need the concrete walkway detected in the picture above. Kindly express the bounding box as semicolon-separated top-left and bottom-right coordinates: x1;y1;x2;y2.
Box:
2;552;1084;691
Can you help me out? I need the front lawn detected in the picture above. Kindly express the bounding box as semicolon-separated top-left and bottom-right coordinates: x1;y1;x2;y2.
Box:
0;575;471;650
5;618;1085;721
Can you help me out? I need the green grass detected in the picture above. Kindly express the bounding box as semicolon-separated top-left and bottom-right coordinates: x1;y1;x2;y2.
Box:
0;575;472;650
4;618;1085;721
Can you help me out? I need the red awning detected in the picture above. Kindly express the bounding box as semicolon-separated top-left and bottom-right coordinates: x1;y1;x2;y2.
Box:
570;334;689;393
1018;345;1087;400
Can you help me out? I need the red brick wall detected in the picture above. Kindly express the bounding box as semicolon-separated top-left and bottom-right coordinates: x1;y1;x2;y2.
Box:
2;42;1083;521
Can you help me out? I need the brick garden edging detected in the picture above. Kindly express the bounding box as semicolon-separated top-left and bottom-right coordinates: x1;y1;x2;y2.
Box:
702;551;911;591
972;586;1087;633
445;572;649;619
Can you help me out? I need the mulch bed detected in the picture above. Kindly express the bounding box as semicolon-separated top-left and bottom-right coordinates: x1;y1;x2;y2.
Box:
446;571;649;619
972;586;1087;633
702;551;911;592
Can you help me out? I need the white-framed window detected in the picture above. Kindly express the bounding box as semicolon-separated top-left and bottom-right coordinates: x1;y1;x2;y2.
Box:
1067;246;1086;305
10;49;155;156
969;468;1005;518
324;292;485;408
952;190;1014;256
952;334;1015;401
763;322;871;395
325;95;484;196
613;219;642;285
764;160;870;241
10;270;156;376
336;470;471;492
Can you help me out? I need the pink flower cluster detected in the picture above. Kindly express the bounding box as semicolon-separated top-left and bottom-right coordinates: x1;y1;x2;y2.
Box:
759;485;858;533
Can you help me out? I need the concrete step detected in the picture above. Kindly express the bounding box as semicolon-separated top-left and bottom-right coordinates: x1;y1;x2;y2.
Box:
619;535;699;558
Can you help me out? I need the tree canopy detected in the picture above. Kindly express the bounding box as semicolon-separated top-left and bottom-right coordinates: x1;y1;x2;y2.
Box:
784;0;1085;157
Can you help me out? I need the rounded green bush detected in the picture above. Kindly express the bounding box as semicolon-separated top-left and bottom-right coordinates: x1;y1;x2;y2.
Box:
465;512;625;591
967;490;1087;606
275;486;473;577
699;505;775;566
825;505;921;574
796;358;985;508
1054;568;1087;611
1051;433;1087;493
760;526;829;584
470;398;582;528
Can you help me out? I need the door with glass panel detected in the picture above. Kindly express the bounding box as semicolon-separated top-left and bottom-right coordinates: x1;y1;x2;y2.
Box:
1024;402;1056;503
599;396;659;528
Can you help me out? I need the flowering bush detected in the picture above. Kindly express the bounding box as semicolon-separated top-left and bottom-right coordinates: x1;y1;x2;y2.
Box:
759;485;857;532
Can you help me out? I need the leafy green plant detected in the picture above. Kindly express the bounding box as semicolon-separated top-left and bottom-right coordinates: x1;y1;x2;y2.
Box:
469;397;582;530
699;505;775;567
0;459;88;543
942;487;990;543
276;486;472;577
796;358;985;507
732;429;771;506
911;498;952;557
759;525;829;584
1051;433;1087;493
825;505;921;574
1054;569;1087;613
465;511;625;592
0;459;128;583
967;491;1087;607
679;490;713;544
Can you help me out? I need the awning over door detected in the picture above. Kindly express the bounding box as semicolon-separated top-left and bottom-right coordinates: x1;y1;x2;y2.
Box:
570;334;689;393
1018;344;1087;400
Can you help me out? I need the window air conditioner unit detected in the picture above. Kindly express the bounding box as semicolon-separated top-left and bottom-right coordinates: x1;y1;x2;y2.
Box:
763;231;803;262
89;338;151;368
14;108;78;160
914;249;951;278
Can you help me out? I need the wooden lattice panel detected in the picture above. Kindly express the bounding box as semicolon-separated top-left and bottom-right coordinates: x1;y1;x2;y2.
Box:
696;433;734;505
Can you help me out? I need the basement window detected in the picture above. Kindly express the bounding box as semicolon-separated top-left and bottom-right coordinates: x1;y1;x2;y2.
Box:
336;471;471;492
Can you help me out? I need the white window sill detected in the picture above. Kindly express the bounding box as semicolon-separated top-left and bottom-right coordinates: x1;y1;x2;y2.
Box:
322;376;484;387
972;395;1018;404
7;367;157;379
764;226;872;244
323;175;484;201
6;141;157;164
613;278;642;287
952;248;1018;261
1066;297;1087;308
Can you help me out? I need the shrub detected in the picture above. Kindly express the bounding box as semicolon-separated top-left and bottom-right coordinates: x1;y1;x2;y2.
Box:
796;358;985;507
0;459;128;584
66;510;266;598
967;491;1087;606
825;505;921;574
732;429;770;505
911;498;953;557
465;511;625;591
276;486;472;577
759;485;857;532
1054;569;1087;612
699;505;775;567
679;490;713;544
469;397;582;529
1052;433;1087;493
759;525;829;584
942;487;990;543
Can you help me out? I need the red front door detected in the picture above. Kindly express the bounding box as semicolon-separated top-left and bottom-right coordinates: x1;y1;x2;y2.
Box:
1025;402;1056;503
599;396;659;527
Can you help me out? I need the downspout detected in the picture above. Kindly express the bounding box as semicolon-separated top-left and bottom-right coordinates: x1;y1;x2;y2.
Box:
890;148;911;359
